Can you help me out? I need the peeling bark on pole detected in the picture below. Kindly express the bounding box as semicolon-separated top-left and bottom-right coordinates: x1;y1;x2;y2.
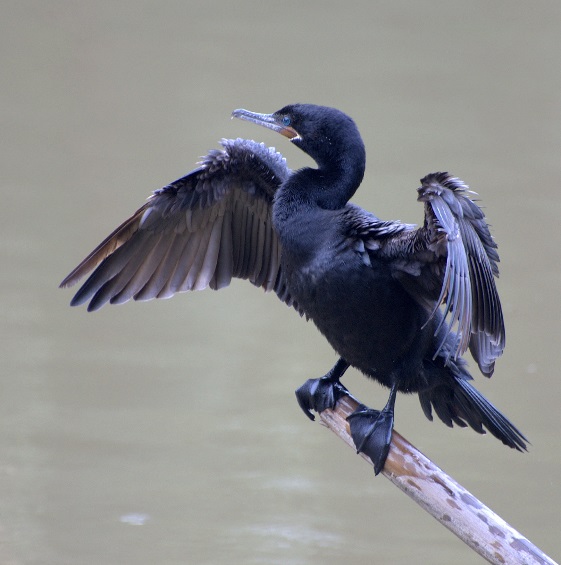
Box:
317;395;557;565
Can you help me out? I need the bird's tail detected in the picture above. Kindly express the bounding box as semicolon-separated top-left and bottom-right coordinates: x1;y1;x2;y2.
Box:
419;375;528;452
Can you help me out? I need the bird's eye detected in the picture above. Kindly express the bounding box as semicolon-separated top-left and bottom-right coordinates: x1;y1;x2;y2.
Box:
282;115;291;126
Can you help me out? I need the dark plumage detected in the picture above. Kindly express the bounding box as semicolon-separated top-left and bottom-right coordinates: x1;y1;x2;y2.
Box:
60;103;526;473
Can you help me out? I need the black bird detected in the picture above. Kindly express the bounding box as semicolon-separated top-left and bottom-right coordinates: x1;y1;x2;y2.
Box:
60;104;527;474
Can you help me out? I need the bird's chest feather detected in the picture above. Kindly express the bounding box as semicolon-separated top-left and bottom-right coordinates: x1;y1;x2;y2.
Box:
277;215;430;379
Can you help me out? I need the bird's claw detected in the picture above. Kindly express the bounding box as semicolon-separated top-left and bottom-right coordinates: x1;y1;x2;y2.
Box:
295;376;350;421
347;406;394;475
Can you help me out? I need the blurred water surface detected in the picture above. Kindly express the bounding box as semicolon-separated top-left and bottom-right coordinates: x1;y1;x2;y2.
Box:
2;2;560;564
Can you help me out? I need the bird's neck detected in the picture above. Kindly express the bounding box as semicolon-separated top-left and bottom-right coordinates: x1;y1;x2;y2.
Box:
271;145;365;266
276;147;366;217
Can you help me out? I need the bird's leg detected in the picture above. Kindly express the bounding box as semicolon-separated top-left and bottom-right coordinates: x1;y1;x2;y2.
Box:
347;382;398;475
295;357;351;421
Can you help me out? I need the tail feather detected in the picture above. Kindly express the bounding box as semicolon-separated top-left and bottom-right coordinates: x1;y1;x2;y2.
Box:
419;376;527;452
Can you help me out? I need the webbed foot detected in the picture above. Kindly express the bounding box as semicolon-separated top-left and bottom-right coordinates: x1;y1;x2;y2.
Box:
347;405;394;475
295;358;350;421
296;376;350;420
346;383;398;475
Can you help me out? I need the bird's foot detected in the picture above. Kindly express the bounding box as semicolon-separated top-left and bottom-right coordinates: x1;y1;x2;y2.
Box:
295;376;350;421
347;405;394;475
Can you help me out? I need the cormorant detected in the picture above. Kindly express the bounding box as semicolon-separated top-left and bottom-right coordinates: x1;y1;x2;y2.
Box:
60;104;527;474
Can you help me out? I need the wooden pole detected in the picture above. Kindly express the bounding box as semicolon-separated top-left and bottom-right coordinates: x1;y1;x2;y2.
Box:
317;394;557;565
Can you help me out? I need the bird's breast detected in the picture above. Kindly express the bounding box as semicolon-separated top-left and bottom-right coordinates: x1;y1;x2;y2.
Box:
281;239;431;380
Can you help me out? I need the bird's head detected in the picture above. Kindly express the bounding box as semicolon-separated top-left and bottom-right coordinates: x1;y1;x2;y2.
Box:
232;104;365;171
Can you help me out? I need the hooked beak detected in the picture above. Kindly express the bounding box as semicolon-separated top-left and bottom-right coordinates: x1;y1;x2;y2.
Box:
232;108;299;140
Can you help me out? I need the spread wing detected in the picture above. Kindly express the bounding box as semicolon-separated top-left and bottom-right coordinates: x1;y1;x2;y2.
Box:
349;172;504;377
60;138;294;312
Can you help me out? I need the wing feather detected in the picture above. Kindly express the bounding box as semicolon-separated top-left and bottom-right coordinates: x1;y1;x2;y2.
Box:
60;139;292;311
351;172;504;377
417;172;504;375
